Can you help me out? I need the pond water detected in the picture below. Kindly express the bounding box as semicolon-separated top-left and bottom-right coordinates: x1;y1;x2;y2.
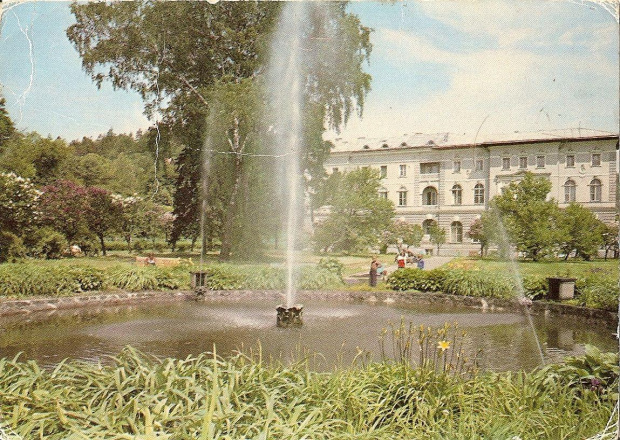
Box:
0;299;616;371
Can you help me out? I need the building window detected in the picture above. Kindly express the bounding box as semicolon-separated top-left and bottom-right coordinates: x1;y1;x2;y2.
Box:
536;155;545;168
564;179;576;203
451;184;462;205
420;162;440;174
519;156;528;169
451;222;463;243
422;186;438;206
474;183;485;204
379;189;388;200
590;178;602;202
380;165;387;178
502;157;510;170
592;153;601;167
422;219;436;235
399;164;407;177
398;188;407;206
566;154;575;167
453;160;461;173
475;159;484;171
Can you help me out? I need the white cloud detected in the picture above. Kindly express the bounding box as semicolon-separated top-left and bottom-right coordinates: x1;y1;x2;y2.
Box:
328;20;618;144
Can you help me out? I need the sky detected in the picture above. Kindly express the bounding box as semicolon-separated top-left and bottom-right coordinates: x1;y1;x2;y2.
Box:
0;0;618;144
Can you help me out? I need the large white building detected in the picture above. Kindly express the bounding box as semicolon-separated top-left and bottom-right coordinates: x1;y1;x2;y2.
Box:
323;129;619;256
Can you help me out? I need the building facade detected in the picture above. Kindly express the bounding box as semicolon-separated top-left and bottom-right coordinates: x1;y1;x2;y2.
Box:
322;130;619;256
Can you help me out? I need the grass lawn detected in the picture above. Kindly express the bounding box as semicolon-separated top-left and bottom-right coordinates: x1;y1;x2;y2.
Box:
463;258;617;279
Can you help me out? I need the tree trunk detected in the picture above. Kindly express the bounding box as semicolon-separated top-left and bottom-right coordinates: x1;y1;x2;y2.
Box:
219;116;244;261
99;233;107;256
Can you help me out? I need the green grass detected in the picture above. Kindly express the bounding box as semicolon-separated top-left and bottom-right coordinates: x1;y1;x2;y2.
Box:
0;347;615;440
467;258;617;280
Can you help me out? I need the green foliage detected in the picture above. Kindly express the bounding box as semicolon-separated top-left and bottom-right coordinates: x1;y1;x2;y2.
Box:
490;172;562;261
0;265;81;297
0;347;615;439
317;257;344;277
521;275;548;300
442;270;515;298
556;203;606;260
313;168;395;253
576;277;618;311
0;231;26;263
105;266;185;291
32;227;68;260
298;267;343;290
380;220;423;253
538;345;619;399
386;268;446;292
428;222;447;255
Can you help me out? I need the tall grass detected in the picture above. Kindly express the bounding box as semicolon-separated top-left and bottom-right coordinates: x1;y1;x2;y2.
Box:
0;346;615;439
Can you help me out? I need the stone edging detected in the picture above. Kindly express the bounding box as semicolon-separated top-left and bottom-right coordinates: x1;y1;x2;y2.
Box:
0;289;617;327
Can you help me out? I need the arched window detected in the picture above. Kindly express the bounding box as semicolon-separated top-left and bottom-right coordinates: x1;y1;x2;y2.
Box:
397;187;408;206
474;183;485;205
451;184;462;205
451;221;463;243
422;186;438;206
590;178;602;202
564;179;576;203
422;219;436;235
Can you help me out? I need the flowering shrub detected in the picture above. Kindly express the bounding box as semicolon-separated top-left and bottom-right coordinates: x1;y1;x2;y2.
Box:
0;172;40;235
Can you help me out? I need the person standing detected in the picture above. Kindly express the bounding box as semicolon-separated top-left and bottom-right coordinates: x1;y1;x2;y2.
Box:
417;257;425;270
369;256;380;287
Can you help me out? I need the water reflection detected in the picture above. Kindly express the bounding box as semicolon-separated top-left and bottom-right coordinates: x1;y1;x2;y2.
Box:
0;300;615;371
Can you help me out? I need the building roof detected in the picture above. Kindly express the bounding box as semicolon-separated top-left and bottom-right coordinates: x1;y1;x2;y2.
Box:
328;128;619;153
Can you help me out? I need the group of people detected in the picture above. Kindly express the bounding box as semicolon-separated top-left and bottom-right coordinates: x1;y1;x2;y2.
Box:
369;251;425;287
395;251;424;270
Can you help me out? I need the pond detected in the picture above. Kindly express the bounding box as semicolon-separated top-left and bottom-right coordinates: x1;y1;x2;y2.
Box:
0;299;615;371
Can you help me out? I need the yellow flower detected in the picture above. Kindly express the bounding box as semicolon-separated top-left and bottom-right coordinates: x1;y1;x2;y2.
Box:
437;341;450;352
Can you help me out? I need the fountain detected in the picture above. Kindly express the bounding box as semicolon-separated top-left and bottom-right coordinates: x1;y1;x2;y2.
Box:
265;2;310;324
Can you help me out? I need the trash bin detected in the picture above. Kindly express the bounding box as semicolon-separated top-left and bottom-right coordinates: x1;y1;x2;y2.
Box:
546;277;576;300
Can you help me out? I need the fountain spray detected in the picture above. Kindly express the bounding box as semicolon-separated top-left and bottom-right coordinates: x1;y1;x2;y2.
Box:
265;2;309;324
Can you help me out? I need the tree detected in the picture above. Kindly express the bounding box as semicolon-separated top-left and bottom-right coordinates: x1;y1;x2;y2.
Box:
84;187;122;256
380;220;423;254
68;1;372;259
0;97;15;150
313;168;394;253
39;180;90;243
601;223;619;260
0;133;72;185
556;203;605;260
491;172;561;261
427;222;446;256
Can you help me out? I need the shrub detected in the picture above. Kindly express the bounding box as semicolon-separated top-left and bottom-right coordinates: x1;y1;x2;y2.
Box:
67;266;105;291
521;275;548;300
0;231;26;263
386;268;446;292
298;267;343;290
0;265;80;297
317;257;344;278
32;227;68;260
442;270;514;299
577;278;617;311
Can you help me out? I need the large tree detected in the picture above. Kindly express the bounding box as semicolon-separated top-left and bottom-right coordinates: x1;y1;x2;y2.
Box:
490;172;561;261
556;203;605;260
313;168;394;253
67;1;372;259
